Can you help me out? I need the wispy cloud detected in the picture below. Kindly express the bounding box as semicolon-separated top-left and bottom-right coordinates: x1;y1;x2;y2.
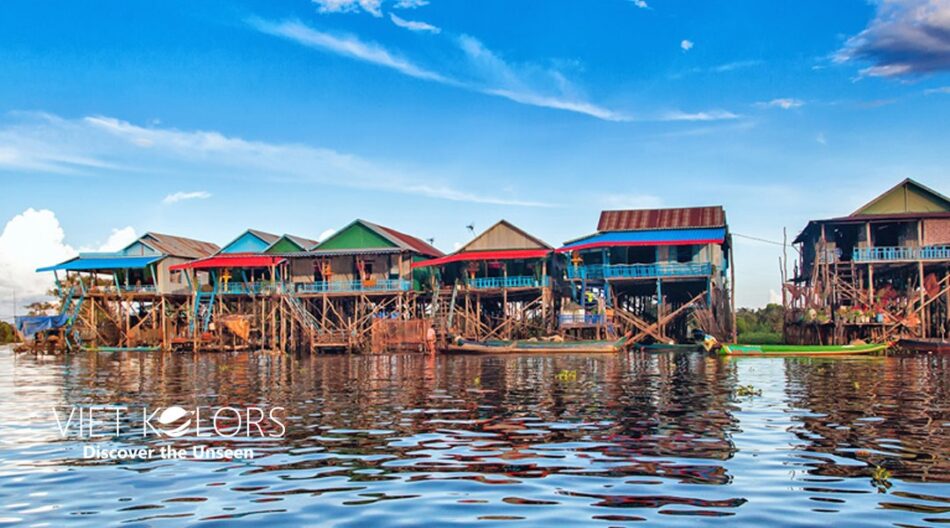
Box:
661;109;739;121
250;18;448;82
630;0;649;8
755;98;805;110
924;86;950;95
0;112;550;207
394;0;428;7
816;132;827;145
313;0;382;17
835;0;950;77
389;13;440;33
710;59;763;73
250;18;632;121
163;191;211;204
680;39;694;52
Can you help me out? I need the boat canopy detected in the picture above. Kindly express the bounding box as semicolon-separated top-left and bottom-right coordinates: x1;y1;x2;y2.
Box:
15;315;69;337
412;249;551;269
557;227;727;253
36;255;162;272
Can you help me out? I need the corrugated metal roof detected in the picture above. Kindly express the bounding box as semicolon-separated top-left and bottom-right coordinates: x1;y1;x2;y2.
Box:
248;229;281;245
557;228;727;253
285;234;319;250
137;232;219;259
413;249;551;268
598;206;726;232
37;256;163;272
364;221;444;258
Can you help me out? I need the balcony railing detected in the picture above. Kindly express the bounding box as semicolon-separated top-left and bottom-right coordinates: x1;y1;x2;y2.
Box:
97;284;158;294
566;262;713;280
853;246;950;262
219;283;280;295
468;276;549;290
296;279;411;294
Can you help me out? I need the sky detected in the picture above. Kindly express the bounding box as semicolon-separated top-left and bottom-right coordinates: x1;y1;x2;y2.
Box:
1;0;950;319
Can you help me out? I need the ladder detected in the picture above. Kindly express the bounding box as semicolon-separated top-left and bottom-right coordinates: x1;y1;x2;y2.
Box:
191;281;218;335
61;285;86;350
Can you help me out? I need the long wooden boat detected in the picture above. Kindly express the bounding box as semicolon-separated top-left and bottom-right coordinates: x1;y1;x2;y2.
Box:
82;346;161;353
637;343;700;352
719;342;889;357
447;337;628;354
898;338;950;353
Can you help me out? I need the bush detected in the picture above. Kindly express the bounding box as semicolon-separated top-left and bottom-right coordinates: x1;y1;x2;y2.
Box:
738;331;783;345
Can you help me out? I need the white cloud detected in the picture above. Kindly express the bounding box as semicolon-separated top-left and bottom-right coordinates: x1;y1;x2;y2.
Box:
631;0;649;8
680;39;694;52
0;112;550;207
390;13;440;33
163;191;212;204
395;0;428;7
836;0;950;77
0;210;139;321
710;59;762;72
816;132;827;145
756;98;805;110
250;18;637;121
317;228;337;242
313;0;382;17
250;18;449;83
80;226;138;252
0;209;76;304
768;289;782;305
924;86;950;94
661;109;739;121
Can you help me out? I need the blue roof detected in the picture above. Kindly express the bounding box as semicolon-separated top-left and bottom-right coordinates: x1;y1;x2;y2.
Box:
559;227;727;252
37;255;163;272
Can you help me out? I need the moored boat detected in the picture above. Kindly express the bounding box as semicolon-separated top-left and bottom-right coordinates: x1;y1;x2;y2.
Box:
447;336;629;354
719;342;890;357
897;338;950;353
636;343;701;352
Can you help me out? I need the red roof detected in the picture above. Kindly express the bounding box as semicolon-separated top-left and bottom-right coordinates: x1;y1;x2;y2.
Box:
412;249;551;268
376;225;444;258
169;254;286;271
598;206;726;232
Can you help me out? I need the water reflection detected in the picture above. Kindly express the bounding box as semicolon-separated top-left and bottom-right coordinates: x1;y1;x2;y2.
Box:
1;347;949;526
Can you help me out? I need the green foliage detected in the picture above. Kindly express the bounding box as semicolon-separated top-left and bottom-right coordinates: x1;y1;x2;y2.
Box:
739;331;784;345
736;304;784;344
0;321;19;344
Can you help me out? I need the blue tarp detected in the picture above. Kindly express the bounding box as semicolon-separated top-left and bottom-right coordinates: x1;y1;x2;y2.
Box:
36;256;162;272
15;315;69;338
559;227;727;252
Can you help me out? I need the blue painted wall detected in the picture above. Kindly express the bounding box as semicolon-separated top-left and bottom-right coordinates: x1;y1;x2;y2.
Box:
220;232;270;254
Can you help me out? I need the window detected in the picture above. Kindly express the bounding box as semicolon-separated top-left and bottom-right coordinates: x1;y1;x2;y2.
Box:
676;245;694;263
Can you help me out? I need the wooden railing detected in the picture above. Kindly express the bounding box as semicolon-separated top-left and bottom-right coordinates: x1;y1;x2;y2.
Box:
566;262;713;280
853;246;950;262
296;279;411;294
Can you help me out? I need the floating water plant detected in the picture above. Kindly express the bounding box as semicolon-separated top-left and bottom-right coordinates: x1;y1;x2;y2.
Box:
871;465;892;493
736;385;762;397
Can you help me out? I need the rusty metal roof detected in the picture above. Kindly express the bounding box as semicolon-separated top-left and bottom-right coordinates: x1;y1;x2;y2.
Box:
138;232;220;259
598;206;726;232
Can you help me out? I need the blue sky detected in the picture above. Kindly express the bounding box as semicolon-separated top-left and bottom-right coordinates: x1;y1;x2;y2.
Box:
1;0;949;316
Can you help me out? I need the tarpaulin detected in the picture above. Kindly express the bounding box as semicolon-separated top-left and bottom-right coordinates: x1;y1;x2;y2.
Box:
412;249;551;268
15;315;69;338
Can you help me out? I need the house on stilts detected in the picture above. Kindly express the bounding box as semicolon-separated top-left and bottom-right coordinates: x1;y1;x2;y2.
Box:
557;206;734;344
413;220;555;341
785;178;950;345
28;232;219;351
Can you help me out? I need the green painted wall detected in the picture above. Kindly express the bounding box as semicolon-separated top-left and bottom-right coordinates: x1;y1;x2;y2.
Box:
859;183;950;215
266;238;303;254
318;222;396;250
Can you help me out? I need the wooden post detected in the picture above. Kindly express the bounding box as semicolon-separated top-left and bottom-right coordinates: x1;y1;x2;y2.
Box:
161;295;168;351
919;260;926;338
730;243;737;343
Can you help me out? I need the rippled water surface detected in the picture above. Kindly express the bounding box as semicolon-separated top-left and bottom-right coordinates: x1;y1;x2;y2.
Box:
1;346;949;526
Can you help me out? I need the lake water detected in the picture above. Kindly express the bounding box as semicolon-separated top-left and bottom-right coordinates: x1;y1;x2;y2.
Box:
1;346;948;526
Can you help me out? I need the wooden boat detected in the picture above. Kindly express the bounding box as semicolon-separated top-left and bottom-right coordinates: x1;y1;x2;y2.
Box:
897;338;950;353
447;336;629;354
719;342;889;357
636;343;700;352
82;346;161;353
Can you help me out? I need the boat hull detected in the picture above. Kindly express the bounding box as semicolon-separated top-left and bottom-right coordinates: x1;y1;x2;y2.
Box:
898;338;950;353
720;343;889;357
447;338;627;354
